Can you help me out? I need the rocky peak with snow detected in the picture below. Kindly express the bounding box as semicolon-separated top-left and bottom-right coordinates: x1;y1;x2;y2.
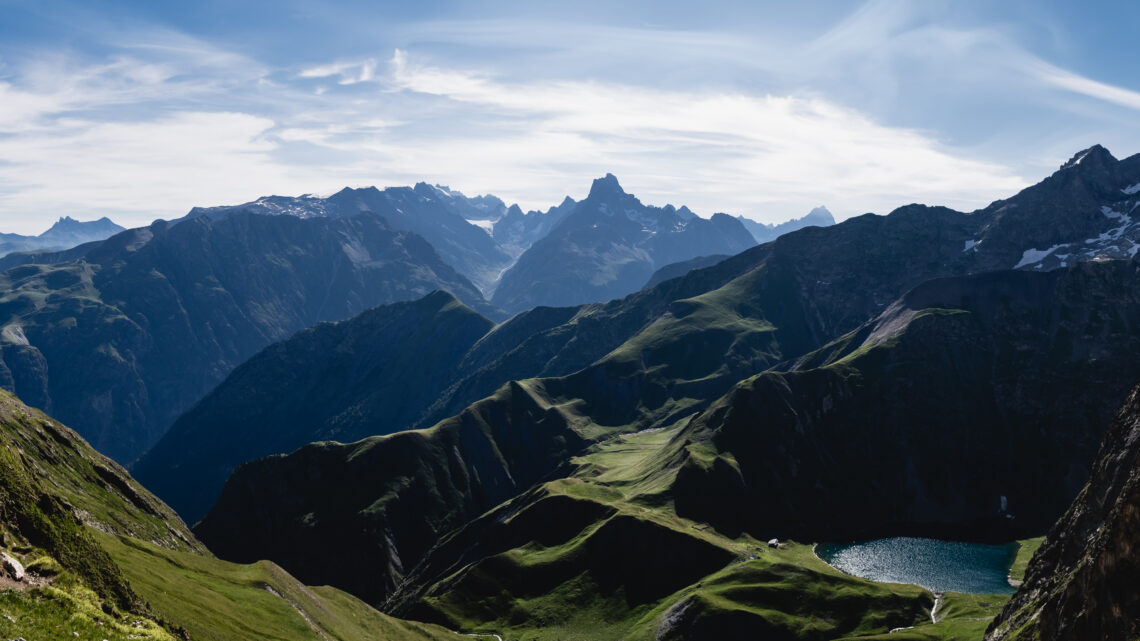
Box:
966;144;1140;272
1060;143;1115;171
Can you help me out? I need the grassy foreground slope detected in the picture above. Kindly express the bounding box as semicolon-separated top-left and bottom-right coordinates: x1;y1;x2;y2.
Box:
100;534;454;641
0;386;457;640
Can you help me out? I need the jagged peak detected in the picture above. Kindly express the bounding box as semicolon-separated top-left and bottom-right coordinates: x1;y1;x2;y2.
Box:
587;173;626;199
1060;144;1116;170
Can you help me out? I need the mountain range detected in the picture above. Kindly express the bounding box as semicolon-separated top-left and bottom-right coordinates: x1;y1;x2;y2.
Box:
5;144;1140;639
736;205;836;243
0;212;491;462
137;145;1140;528
134;146;1140;635
0;216;124;258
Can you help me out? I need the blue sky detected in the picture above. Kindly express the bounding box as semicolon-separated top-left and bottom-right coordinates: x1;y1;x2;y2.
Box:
1;0;1138;233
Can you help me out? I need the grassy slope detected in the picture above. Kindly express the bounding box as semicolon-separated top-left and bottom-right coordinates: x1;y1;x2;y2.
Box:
0;387;458;640
1006;538;1044;584
398;419;1029;641
99;534;456;641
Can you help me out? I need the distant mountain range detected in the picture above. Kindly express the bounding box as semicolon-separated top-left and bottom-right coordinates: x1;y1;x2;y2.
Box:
736;205;835;243
491;174;757;312
183;176;761;309
183;184;513;293
0;216;124;257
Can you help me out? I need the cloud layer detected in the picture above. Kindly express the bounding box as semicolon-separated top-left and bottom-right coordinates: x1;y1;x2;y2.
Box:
1;1;1138;233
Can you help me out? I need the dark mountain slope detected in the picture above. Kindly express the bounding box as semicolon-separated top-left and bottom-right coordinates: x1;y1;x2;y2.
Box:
642;254;730;289
133;291;495;522
138;237;789;524
0;211;491;462
987;384;1140;641
491;174;756;312
670;259;1140;543
194;379;591;605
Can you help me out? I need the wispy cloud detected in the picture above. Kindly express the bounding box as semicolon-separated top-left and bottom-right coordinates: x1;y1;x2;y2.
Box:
372;49;1027;218
299;59;378;85
2;0;1138;234
1031;62;1140;112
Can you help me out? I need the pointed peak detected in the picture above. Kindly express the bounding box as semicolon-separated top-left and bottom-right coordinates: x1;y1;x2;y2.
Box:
588;173;626;199
1061;144;1116;170
805;206;835;223
412;182;446;198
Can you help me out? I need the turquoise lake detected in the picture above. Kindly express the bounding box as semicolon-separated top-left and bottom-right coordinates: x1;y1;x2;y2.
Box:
816;537;1018;594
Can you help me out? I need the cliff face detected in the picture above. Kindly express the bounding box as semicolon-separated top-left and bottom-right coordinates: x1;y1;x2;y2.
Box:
986;385;1140;641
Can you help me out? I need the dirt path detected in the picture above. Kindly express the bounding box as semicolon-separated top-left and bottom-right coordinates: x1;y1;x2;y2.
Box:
263;584;331;641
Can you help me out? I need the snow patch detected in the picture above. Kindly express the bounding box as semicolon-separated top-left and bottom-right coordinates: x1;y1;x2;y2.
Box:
962;239;978;252
468;219;494;236
1122;183;1140;195
1069;149;1093;166
1102;206;1128;221
1014;244;1065;269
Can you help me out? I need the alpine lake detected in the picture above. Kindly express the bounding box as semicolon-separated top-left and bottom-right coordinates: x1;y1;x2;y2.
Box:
816;536;1019;594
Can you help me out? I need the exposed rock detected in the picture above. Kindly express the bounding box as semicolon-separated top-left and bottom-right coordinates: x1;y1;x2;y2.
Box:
0;552;23;581
986;384;1140;641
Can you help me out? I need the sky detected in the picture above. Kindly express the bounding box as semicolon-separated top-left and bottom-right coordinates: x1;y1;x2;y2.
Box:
1;0;1139;234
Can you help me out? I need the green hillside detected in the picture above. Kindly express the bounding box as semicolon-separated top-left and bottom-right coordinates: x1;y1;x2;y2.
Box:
0;386;461;640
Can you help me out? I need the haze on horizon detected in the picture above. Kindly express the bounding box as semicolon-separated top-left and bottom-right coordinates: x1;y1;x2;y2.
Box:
1;0;1138;234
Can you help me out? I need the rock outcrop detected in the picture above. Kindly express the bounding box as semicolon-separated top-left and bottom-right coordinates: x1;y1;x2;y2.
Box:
986;384;1140;641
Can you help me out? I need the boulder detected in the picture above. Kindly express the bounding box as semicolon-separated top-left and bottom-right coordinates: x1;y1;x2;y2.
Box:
1;552;24;581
